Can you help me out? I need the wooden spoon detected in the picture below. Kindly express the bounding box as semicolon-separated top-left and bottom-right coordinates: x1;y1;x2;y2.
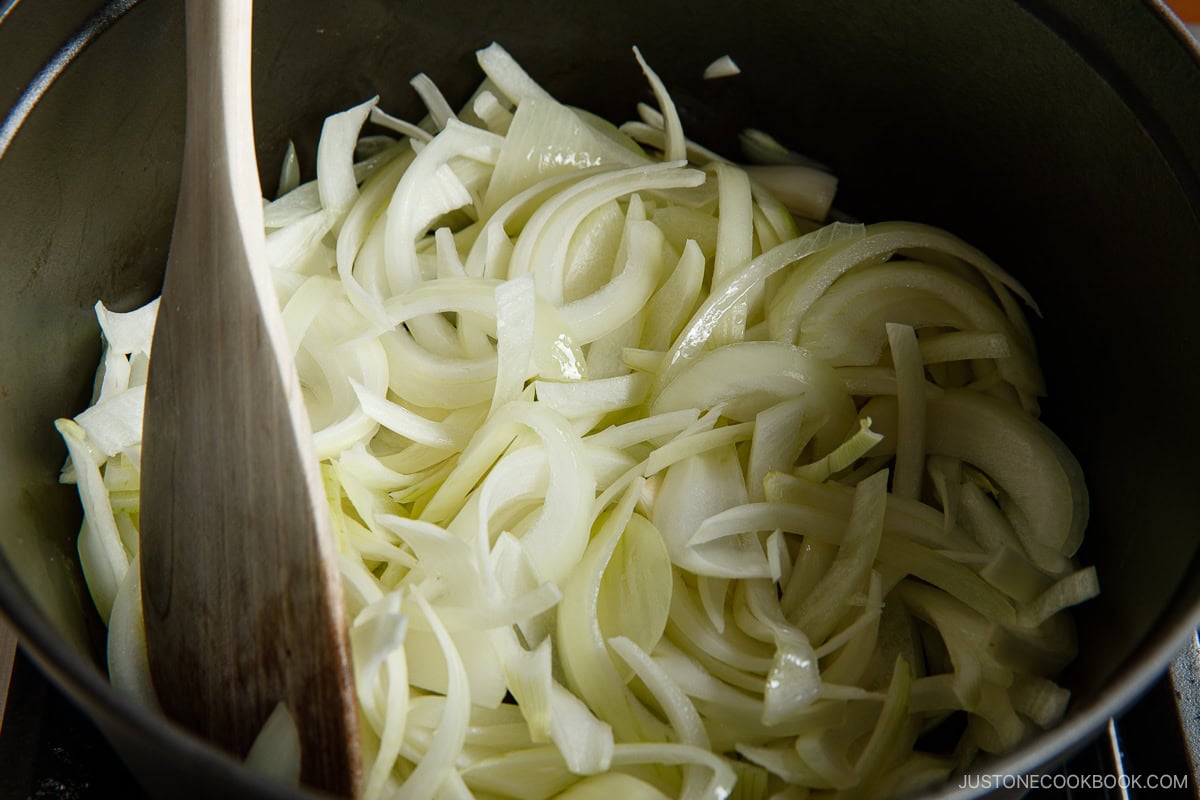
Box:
139;0;361;795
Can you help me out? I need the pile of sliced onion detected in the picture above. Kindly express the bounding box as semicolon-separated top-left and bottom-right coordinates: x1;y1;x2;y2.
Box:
57;42;1095;800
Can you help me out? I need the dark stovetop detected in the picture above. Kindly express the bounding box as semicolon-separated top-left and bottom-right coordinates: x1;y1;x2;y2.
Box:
1;636;1198;799
0;648;147;800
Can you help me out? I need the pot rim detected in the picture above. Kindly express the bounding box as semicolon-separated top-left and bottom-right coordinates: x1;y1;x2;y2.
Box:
2;1;1199;797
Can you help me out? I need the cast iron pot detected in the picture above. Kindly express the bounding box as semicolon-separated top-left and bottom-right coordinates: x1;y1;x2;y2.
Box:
2;0;1199;797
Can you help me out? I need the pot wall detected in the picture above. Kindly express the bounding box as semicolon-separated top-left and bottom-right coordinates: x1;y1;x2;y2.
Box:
2;1;1199;797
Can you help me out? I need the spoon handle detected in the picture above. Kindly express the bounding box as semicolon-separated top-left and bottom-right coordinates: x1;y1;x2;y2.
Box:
140;0;361;795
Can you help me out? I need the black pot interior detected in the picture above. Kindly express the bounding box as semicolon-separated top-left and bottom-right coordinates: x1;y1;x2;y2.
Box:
2;0;1199;797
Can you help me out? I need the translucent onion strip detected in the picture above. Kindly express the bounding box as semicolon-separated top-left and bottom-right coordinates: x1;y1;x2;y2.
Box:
55;41;1095;800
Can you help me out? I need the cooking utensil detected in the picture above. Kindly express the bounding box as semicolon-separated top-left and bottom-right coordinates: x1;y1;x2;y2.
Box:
137;0;360;795
2;1;1200;798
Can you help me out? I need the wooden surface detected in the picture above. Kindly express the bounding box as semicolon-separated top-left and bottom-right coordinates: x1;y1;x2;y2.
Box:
137;0;361;795
1167;0;1200;24
0;617;16;733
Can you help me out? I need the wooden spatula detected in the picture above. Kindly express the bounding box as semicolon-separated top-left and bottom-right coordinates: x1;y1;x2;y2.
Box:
138;0;362;795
